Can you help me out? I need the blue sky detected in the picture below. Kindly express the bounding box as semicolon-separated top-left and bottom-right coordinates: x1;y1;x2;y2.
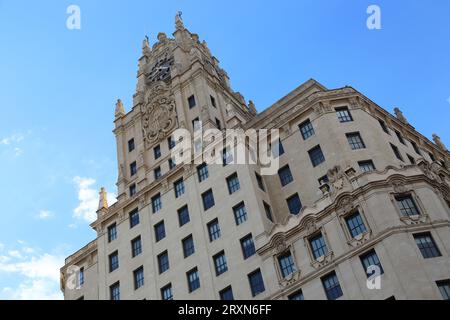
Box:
0;0;449;299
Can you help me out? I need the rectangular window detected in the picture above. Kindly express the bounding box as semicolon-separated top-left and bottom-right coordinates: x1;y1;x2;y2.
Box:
110;282;120;300
395;130;406;145
248;269;265;297
263;202;274;222
128;138;135;152
154;145;161;159
210;95;216;108
178;205;190;227
157;251;170;274
359;160;376;173
407;154;415;165
309;233;328;260
169;157;176;170
129;209;139;228
278;252;296;278
129;183;137;197
151;193;162;213
378;119;389;134
219;286;234;300
131;236;142;258
187;267;200;292
168;136;176;150
346;132;366;150
182;235;195;258
437;280;450;300
255;172;265;191
215;118;221;130
222;147;233;166
308;145;325;167
390;143;404;162
287;193;302;215
174;178;185;198
207;219;221;242
240;234;256;259
414;232;442;259
154;221;166;242
299;119;315;140
192;117;200;130
410;140;421;155
109;251;119;272
429;152;436;162
213;251;228;276
318;175;329;185
79;267;84;287
133;266;144;290
336;107;353;123
154;167;162;180
202;189;215;211
233;202;248;225
197;163;209;182
107;223;117;242
188;95;196;109
278;165;293;187
321;272;343;300
272;139;285;157
360;249;384;277
395;194;420;217
130;161;137;176
226;173;240;194
288;290;304;300
345;211;367;238
161;284;173;300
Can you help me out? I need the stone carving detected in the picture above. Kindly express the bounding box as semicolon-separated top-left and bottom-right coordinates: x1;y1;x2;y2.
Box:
272;234;287;254
175;11;184;29
328;166;345;192
391;180;408;193
432;134;447;151
394;107;408;124
115;99;125;118
336;195;354;213
279;270;301;287
349;97;359;109
142;81;177;146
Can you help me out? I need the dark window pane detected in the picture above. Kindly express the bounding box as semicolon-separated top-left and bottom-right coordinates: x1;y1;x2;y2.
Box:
131;236;142;258
174;178;185;198
299;119;315;140
207;219;221;242
178;205;190;227
182;235;195;258
360;249;384;277
233;202;248;225
161;284;173;300
345;211;367;238
287;194;302;215
154;145;161;159
158;251;170;274
107;223;117;242
335;107;353;123
188;95;196;109
202;189;215;211
395;195;420;217
133;267;144;290
128;139;135;152
240;234;256;259
414;233;442;259
109;251;119;272
278;252;296;278
226;173;240;194
110;282;120;300
309;234;328;260
130;161;137;176
129;209;139;228
288;290;304;300
187;267;200;292
437;280;450;300
197;163;209;182
308;145;325;167
154;221;166;242
219;286;234;300
322;272;343;300
152;194;162;213
213;251;228;276
359;160;376;173
346;132;366;150
278;165;293;186
248;269;265;297
390;143;404;162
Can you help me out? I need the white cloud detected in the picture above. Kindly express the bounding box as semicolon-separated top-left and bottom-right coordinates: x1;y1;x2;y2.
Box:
2;279;62;300
8;250;23;259
0;133;24;145
37;210;54;220
72;176;116;223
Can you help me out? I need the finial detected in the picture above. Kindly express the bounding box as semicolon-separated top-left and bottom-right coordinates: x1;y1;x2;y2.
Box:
98;187;108;211
394;107;408;124
175;11;184;30
248;100;257;114
432;133;447;151
115;99;125;118
157;32;167;43
142;36;150;49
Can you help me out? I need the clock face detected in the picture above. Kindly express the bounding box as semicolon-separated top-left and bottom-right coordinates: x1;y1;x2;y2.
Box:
147;55;174;84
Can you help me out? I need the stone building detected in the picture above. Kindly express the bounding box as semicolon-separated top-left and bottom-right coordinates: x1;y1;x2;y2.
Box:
60;15;450;300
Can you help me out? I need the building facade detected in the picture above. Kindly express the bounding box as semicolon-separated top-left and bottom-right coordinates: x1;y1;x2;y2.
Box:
60;15;450;300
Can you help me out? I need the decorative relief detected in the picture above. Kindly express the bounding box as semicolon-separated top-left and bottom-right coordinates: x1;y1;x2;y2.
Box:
272;233;287;255
311;251;334;269
391;179;408;193
347;230;372;248
279;270;301;287
400;214;430;226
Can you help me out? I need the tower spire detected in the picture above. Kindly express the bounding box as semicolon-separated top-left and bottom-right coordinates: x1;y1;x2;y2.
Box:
175;11;184;30
115;99;125;119
98;187;108;211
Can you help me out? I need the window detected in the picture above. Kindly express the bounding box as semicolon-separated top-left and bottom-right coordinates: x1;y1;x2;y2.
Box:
182;235;195;258
161;284;173;300
255;172;265;191
378;119;389;134
215;118;221;130
299;119;315;140
169;157;176;169
308;145;325;167
272;139;285;157
233;202;248;225
154;145;161;159
345;211;367;238
168;136;176;150
336;107;353;123
278;165;293;187
197;163;209;182
429;152;436;162
188;95;196;109
309;233;328;260
263;202;274;222
410;140;421;155
129;183;137;197
151;193;162;213
174;178;185;198
395;194;420;217
360;249;384;277
178;205;190;227
287;193;302;215
219;286;234;300
210;95;216;108
131;236;142;258
187;267;200;292
79;267;84;287
278;252;296;278
226;173;240;194
359;160;376;173
107;223;117;242
240;234;256;259
207;219;221;242
414;233;441;259
154;167;162;180
437;280;450;300
395;130;406;145
390;143;404;162
248;269;265;297
128;138;135;152
109;251;119;272
130;161;137;176
192;117;200;130
222;147;233;166
321;272;343;300
346;132;366;150
110;282;120;300
318;175;329;185
133;266;144;290
157;251;170;274
213;251;228;276
288;290;304;300
202;189;215;211
129;209;139;228
154;221;166;242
